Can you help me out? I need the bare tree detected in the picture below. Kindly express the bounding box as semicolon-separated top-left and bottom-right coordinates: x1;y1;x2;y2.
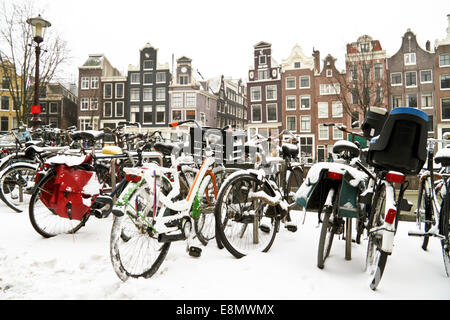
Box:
0;0;70;125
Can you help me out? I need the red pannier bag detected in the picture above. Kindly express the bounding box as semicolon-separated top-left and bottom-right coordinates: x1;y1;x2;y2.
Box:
39;164;101;221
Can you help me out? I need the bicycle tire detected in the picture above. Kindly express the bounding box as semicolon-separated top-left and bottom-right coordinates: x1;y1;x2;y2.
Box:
109;182;170;281
214;172;279;258
0;163;37;213
29;169;87;238
439;191;450;277
317;203;336;269
286;167;303;212
422;191;432;251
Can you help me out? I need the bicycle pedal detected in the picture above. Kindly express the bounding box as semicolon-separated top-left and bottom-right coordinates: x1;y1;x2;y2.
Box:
259;224;271;233
189;246;202;258
286;225;297;232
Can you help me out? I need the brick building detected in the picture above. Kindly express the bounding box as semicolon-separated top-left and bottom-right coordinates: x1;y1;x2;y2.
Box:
39;82;77;128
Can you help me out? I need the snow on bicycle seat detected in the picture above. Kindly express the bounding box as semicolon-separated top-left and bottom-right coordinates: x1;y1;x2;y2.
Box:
70;130;105;141
434;147;450;167
332;140;360;158
102;146;123;155
45;154;91;167
153;142;183;156
281;143;299;158
25;140;44;147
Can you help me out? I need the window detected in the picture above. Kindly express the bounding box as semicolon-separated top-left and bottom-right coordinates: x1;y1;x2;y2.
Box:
179;75;189;85
251;105;262;122
392;95;402;108
333;124;344;140
318;145;326;162
130;88;140;101
172;93;183;107
259;55;266;65
156;72;166;83
41;102;47;113
404;53;416;65
407;93;417;108
320;83;340;95
156;106;165;124
374;64;383;81
300;137;314;164
104;83;112;99
156;88;165;101
421;93;432;108
286;77;296;90
318;102;328;118
104;102;112;117
294;62;301;68
299;76;310;88
391;73;402;86
318;124;329;140
440;54;450;67
172;110;182;121
362;64;370;80
351;89;358;104
200;112;206;125
300;116;310;132
81;98;89;110
130;106;140;123
81;77;89;89
143;73;153;85
130;73;140;84
427;115;433;132
0;117;8;131
143;60;153;70
349;65;358;81
90;98;98;110
116;83;124;98
326;69;333;77
186;110;196;121
49;102;58;114
405;71;417;87
143;106;153;124
287;116;296;132
420;70;432;83
258;69;268;80
89;77;99;89
1;96;9;110
267;103;277;122
266;85;277;100
116;101;124;117
250;87;261;101
286;96;296;110
143;88;152;101
332;101;343;117
300;95;310;109
441;74;450;90
185;92;196;106
80;118;92;131
2;76;10;90
375;86;384;104
360;43;370;52
442;98;450;120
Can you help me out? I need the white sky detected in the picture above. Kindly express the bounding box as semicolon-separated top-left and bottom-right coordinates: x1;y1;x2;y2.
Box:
12;0;450;84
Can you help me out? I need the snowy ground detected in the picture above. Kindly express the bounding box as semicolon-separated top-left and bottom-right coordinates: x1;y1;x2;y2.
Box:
0;204;448;300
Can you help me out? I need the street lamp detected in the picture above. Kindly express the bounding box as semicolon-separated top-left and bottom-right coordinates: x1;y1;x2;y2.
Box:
26;14;51;130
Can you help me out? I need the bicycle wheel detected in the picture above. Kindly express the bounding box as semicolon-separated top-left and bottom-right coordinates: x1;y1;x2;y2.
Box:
317;203;336;269
439;193;450;277
194;169;225;246
0;163;37;213
286;166;304;212
421;188;433;251
110;181;170;281
214;172;279;258
365;183;389;290
29;169;87;238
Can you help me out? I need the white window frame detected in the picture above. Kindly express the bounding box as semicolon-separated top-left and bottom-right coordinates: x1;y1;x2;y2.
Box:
143;105;153;124
407;93;418;108
405;71;417;88
130;88;140;102
115;101;124;117
143;73;153;85
420;69;432;84
103;102;112;118
286;96;296;110
130;73;140;84
441;98;450;121
91;77;99;89
49;102;58;114
185;92;196;107
172;92;183;107
266;85;277;101
404;52;416;66
320;83;340;95
332;101;343;118
81;77;89;90
300;115;311;133
326;69;333;77
440;54;450;67
300;95;311;110
285;77;296;90
318;124;329;140
251;104;262;123
90;98;98;110
156;105;165;124
143;59;153;70
440;74;450;90
259;55;266;65
103;83;112;99
299;75;310;88
318;102;329;118
80;98;89;111
333;123;344;140
250;87;261;102
156;72;166;83
185;109;196;121
421;92;433;109
390;72;403;86
286;116;297;132
115;83;124;99
172;109;182;122
266;103;277;122
143;88;153;101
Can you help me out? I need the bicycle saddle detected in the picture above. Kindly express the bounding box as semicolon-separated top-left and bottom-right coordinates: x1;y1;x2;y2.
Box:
71;130;105;141
434;147;450;167
280;143;299;159
154;142;184;156
332;140;360;159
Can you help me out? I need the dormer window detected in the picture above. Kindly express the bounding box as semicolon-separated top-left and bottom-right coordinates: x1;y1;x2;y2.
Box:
259;55;267;65
326;69;333;77
294;62;301;68
404;53;416;66
360;43;370;53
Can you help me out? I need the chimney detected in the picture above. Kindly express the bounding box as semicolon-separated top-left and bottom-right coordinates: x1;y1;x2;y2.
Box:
313;48;320;73
426;40;430;51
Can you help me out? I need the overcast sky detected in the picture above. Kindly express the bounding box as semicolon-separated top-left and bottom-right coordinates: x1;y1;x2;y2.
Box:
13;0;450;85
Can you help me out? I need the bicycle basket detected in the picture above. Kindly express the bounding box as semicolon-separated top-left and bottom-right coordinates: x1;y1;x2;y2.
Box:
39;165;101;221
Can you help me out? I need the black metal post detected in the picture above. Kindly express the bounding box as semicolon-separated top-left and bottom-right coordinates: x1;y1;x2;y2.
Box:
32;42;42;130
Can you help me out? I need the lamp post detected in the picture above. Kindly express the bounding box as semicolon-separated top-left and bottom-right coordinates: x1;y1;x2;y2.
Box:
26;14;51;130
